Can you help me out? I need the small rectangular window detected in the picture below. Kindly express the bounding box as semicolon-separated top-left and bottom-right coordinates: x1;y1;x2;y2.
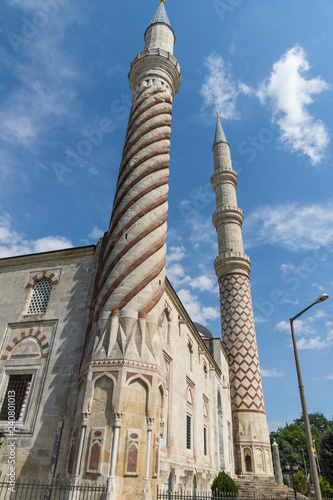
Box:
204;426;207;456
162;312;168;343
186;414;192;450
0;374;33;422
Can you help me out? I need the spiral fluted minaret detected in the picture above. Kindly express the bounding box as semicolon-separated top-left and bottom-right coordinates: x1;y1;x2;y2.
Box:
86;1;181;364
212;115;274;476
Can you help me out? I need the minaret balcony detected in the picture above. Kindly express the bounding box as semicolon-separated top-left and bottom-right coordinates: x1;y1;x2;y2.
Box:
211;169;238;190
212;206;244;229
129;48;181;96
214;251;251;278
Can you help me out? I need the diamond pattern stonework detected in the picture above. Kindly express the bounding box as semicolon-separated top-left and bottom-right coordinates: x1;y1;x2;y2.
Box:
219;274;265;413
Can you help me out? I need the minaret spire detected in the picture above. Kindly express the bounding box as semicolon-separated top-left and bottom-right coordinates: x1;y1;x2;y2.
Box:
214;111;228;145
149;0;171;29
211;116;274;477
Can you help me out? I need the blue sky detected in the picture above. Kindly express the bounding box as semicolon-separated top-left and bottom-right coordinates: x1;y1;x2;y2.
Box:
0;0;333;432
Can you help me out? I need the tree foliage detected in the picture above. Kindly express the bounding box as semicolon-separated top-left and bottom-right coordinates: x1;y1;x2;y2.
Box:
320;421;333;486
319;476;333;497
293;471;309;495
211;472;238;494
270;412;330;475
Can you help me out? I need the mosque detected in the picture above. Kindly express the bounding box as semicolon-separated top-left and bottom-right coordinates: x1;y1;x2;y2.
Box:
0;2;288;499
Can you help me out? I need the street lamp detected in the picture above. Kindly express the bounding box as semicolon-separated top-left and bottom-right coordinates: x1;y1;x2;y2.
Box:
284;462;299;500
294;438;308;478
290;293;329;500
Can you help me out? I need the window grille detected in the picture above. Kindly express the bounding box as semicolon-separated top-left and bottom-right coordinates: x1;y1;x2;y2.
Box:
204;426;207;455
28;279;52;313
186;414;192;450
162;312;168;343
0;374;32;421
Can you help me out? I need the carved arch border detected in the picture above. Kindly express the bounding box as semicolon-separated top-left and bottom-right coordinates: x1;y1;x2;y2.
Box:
26;270;59;289
1;328;49;361
92;371;118;386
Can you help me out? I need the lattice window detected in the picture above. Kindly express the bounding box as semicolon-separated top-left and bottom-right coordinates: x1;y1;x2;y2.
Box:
162;311;168;343
204;426;208;456
27;279;52;313
186;414;192;451
0;374;32;421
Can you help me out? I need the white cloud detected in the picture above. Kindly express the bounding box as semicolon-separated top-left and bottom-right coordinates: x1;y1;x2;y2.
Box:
254;316;267;325
88;226;104;240
167;245;186;264
312;282;325;293
244;201;333;251
189;275;219;294
177;288;220;326
275;318;316;335
166;263;190;288
326;374;333;380
258;45;329;164
0;214;73;258
261;368;284;378
297;336;327;350
201;53;250;120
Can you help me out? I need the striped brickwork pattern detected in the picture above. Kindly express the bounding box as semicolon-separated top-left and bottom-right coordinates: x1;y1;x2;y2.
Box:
219;274;265;413
94;81;173;322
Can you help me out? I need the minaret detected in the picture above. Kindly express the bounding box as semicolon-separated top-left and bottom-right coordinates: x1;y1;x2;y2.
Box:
90;0;181;361
211;114;274;477
72;4;181;498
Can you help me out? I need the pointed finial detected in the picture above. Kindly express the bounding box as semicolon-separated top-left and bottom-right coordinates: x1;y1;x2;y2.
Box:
214;114;228;145
160;0;165;3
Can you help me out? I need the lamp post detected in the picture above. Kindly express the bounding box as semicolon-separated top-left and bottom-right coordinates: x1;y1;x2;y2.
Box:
294;438;308;479
290;293;329;500
284;462;299;500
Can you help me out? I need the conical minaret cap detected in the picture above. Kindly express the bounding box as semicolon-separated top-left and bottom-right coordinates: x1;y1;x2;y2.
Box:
214;113;228;146
149;1;172;29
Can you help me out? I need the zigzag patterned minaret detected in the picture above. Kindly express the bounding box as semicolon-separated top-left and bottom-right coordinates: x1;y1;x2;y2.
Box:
212;115;274;477
87;1;181;363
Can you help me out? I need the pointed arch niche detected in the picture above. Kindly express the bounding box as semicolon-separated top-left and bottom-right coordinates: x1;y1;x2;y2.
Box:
0;323;54;433
124;377;150;476
85;374;115;475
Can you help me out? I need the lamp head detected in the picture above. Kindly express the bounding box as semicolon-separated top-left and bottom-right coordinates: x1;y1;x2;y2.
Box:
315;293;329;303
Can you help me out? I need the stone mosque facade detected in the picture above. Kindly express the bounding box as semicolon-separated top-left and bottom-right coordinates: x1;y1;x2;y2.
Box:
0;3;285;499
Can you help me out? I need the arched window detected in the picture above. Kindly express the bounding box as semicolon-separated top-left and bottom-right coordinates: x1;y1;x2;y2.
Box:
27;279;52;314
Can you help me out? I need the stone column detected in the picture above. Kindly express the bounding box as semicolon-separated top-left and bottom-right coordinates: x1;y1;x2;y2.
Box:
142;416;154;500
272;439;283;485
74;413;88;479
107;412;123;500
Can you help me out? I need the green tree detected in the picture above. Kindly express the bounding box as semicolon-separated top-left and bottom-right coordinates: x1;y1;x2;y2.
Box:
320;420;333;485
211;472;238;494
293;471;309;496
270;412;330;475
319;476;333;497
